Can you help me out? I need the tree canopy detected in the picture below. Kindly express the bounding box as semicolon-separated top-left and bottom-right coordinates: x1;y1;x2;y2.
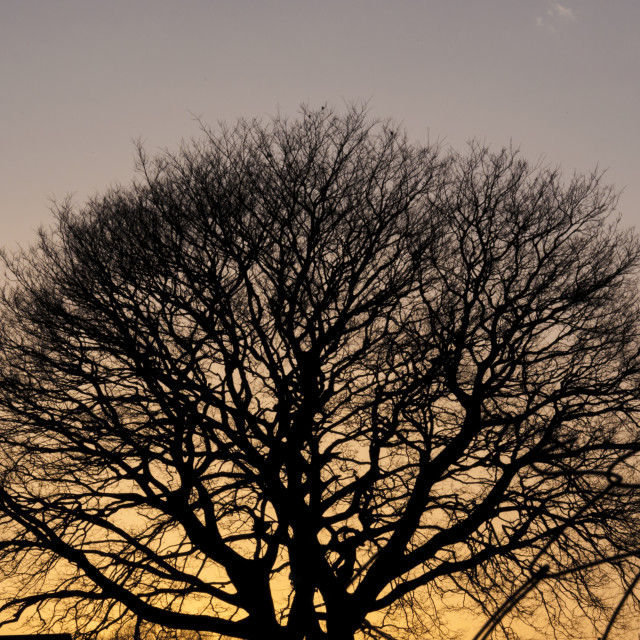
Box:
0;107;639;640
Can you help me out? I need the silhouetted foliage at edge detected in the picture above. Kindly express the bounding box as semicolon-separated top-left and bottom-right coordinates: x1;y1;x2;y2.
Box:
0;107;639;640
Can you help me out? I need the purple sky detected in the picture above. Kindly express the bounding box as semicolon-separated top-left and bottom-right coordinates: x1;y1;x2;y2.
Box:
1;0;638;250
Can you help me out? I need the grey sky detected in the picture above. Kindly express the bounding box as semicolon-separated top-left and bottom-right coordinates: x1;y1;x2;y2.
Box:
1;0;638;250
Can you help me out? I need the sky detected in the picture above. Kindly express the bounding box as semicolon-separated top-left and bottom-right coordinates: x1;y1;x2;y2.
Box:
0;3;639;636
1;0;639;252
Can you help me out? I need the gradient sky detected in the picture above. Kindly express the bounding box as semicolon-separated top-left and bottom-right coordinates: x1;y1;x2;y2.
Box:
0;3;639;637
1;0;639;251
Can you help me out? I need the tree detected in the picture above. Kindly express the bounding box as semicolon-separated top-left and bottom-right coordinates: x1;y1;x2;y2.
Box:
0;107;638;640
102;620;213;640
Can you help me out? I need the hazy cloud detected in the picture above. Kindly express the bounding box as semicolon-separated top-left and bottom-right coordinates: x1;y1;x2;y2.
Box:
550;3;575;20
537;2;576;29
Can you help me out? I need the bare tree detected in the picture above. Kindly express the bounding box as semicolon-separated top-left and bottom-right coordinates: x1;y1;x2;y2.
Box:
0;107;638;640
102;619;216;640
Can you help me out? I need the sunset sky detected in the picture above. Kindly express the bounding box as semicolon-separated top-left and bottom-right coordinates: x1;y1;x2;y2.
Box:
0;3;640;638
1;0;638;250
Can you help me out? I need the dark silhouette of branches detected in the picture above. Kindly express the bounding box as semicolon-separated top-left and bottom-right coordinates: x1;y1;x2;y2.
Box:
472;455;640;640
0;106;639;640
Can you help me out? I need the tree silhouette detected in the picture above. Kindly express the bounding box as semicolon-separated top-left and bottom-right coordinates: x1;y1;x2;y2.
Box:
0;107;639;640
